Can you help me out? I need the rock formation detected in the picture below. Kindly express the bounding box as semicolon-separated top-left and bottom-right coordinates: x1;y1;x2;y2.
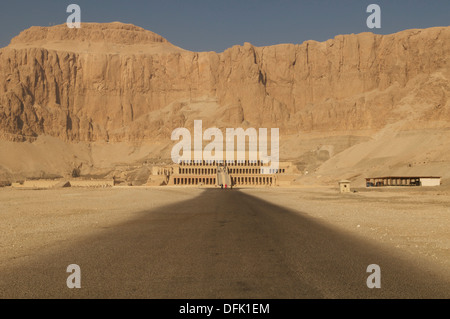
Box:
1;22;449;143
0;22;449;184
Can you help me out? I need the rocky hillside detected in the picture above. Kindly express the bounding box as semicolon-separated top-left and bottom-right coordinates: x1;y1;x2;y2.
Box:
0;22;449;184
1;22;449;143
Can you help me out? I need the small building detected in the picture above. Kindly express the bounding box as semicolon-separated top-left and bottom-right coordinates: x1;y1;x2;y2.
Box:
339;180;351;193
365;176;441;187
418;177;441;187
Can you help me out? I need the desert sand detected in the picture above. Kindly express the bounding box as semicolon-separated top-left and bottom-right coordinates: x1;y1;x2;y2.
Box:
1;186;449;280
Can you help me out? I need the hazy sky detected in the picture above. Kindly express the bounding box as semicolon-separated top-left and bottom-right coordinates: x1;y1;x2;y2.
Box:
0;0;449;52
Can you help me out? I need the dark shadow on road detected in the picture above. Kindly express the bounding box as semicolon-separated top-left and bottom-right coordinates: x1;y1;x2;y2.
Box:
1;188;449;299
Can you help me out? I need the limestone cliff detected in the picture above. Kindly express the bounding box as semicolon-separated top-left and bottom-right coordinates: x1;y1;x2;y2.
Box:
1;23;449;143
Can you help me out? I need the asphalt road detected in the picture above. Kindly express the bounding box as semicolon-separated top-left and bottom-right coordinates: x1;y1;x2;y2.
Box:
1;188;449;298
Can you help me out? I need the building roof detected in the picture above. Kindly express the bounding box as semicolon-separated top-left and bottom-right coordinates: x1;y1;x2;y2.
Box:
365;176;441;180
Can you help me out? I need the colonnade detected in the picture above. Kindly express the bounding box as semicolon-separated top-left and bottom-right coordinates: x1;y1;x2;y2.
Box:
173;177;216;185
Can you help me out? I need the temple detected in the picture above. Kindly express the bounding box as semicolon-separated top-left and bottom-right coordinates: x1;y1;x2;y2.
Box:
147;160;293;187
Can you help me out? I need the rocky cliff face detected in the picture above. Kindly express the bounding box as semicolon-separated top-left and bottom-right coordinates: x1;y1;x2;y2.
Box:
1;23;449;144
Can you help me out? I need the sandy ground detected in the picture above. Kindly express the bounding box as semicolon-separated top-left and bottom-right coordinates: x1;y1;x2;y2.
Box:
242;186;450;278
0;185;449;285
0;187;195;269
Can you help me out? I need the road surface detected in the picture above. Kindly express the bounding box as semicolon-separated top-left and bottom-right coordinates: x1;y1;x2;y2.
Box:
1;188;449;298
